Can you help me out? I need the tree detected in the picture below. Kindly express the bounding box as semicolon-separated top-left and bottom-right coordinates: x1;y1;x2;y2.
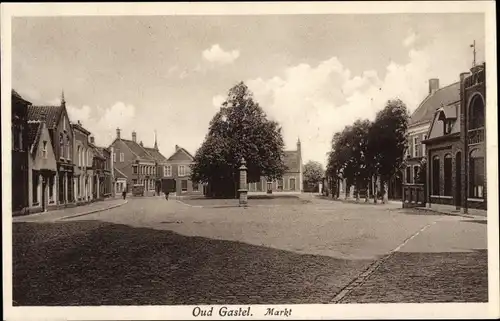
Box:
369;99;410;203
303;161;324;192
190;82;287;198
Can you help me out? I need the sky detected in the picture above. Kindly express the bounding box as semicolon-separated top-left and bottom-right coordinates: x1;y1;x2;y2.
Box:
12;14;485;166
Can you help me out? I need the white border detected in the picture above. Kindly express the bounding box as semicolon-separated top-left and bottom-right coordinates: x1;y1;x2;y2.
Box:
2;2;498;320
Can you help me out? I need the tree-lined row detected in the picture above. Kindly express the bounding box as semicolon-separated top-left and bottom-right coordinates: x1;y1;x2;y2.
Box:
326;99;410;203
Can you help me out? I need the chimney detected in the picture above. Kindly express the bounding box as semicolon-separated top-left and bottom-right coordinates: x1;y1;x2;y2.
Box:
175;144;180;151
132;131;137;143
140;141;143;147
116;128;121;139
90;136;95;144
429;78;440;95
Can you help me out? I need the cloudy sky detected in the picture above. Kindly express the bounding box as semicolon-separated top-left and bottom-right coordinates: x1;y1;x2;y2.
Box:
12;14;485;165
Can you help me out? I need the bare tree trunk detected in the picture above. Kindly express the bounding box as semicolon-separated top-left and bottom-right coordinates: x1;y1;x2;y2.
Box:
373;175;378;204
381;178;389;204
365;181;370;203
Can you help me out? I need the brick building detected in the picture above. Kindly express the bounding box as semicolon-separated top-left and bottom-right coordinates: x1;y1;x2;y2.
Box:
27;94;75;208
109;129;168;195
423;63;486;211
248;139;303;193
162;145;202;195
72;121;94;204
11;90;30;215
90;138;113;200
387;79;461;200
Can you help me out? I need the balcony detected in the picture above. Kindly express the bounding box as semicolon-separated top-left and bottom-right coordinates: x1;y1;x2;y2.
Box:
468;127;485;145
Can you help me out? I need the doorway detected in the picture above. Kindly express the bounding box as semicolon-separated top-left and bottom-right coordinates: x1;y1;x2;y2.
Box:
42;176;47;212
455;152;462;207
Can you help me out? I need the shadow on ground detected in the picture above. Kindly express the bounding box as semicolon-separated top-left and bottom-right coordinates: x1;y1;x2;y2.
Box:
12;220;488;306
13;220;368;306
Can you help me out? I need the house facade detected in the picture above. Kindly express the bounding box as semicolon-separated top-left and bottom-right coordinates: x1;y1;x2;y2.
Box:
72;121;94;204
28;96;75;208
109;129;167;195
11;90;30;215
162;145;202;195
387;79;460;200
27;119;58;213
423;63;486;211
90;137;111;200
248;139;303;193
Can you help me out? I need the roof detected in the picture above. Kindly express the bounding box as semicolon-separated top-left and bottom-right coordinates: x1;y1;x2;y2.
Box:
114;167;128;179
27;121;43;154
409;82;460;126
121;139;155;161
27;105;63;129
167;146;195;161
90;144;105;159
12;90;32;104
144;147;168;162
284;150;300;172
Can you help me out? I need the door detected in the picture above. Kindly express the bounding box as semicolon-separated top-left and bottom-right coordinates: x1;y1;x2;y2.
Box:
42;177;47;212
455;152;462;207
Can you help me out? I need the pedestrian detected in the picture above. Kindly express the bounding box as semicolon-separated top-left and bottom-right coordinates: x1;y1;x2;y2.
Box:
165;191;169;201
122;190;127;200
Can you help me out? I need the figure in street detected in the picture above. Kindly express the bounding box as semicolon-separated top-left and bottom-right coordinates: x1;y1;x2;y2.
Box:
122;190;127;200
165;191;169;201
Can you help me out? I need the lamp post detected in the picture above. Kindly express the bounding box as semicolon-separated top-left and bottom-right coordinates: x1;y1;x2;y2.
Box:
238;157;248;207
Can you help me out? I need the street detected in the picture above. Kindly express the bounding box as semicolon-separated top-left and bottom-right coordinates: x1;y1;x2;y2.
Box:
12;196;488;305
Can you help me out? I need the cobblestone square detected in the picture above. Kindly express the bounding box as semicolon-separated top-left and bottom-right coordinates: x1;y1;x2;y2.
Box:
12;197;488;305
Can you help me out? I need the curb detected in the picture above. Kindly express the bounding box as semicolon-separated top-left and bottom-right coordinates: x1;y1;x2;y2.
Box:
56;200;128;221
411;206;476;219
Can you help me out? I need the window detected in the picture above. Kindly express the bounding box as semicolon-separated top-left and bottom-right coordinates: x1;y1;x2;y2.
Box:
289;178;296;191
66;136;70;159
444;120;454;135
181;179;188;192
19;125;23;150
193;183;199;192
432;156;440;195
132;179;137;185
59;134;64;158
179;165;186;176
406;166;412;183
63;117;66;130
469;149;484;198
444;154;452;196
133;165;138;174
413;165;420;184
164;166;172;177
113;152;116;162
278;179;283;191
120;153;124;162
77;146;81;166
413;136;421;158
42;141;48;159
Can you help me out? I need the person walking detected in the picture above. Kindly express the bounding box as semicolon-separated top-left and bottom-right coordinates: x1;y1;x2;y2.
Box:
165;190;169;201
122;189;127;200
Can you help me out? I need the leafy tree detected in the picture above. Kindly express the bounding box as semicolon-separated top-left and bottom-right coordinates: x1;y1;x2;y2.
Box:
370;99;410;203
191;82;287;198
303;161;325;191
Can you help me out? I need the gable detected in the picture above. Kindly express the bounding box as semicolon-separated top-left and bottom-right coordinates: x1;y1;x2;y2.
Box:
167;148;194;162
31;124;57;171
284;151;300;172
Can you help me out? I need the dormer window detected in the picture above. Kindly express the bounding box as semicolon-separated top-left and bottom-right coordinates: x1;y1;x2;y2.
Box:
444;120;454;135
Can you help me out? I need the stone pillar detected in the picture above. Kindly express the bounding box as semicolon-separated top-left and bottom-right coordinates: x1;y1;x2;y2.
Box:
238;158;248;207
